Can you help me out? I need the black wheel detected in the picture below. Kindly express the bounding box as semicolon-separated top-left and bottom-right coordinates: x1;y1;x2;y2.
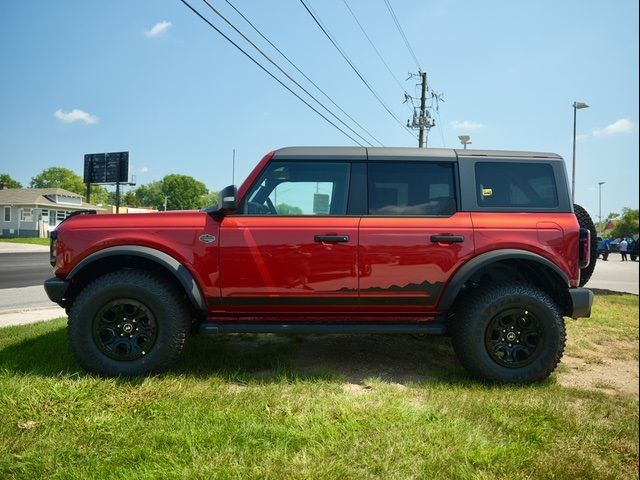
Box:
68;270;190;376
631;254;638;262
574;203;597;287
450;282;565;384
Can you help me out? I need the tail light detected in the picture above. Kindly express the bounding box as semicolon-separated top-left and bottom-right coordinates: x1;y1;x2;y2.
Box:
50;230;58;267
578;228;590;268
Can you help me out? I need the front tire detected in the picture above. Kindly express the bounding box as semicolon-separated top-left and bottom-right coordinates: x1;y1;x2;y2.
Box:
68;270;190;376
450;282;565;384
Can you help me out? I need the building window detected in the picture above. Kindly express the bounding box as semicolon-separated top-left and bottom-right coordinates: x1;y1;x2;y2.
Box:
20;208;34;222
49;210;57;226
56;211;68;222
3;206;10;222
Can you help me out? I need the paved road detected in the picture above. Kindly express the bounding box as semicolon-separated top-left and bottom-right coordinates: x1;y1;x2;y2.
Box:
588;257;639;294
0;252;51;289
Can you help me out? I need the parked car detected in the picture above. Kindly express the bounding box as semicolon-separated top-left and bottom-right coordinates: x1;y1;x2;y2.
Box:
45;147;595;384
597;236;610;260
609;237;639;261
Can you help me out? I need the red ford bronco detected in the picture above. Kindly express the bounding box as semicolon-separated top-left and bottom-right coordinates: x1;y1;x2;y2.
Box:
45;147;596;383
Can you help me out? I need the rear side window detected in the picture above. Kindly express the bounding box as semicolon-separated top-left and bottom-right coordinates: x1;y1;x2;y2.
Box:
368;162;456;216
475;162;558;208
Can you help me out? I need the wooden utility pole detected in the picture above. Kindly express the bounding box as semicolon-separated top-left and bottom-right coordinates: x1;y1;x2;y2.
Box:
418;71;427;148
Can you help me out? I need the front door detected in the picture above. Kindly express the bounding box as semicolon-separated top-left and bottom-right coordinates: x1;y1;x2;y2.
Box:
219;160;359;315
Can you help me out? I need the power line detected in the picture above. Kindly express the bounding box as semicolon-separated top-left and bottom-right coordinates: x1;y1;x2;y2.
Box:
223;0;383;146
341;0;407;96
197;0;374;147
177;0;364;145
299;0;417;139
383;0;421;70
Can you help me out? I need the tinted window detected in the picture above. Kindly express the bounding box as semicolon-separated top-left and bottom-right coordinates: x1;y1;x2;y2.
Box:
245;161;350;215
475;162;558;208
368;162;456;216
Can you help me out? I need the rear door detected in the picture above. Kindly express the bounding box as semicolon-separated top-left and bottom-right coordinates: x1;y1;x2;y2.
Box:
359;158;475;313
218;160;360;315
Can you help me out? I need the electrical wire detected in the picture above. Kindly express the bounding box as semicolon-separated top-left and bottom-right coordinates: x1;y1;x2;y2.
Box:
178;0;365;146
383;0;421;70
341;0;407;96
199;0;375;146
299;0;417;139
223;0;383;146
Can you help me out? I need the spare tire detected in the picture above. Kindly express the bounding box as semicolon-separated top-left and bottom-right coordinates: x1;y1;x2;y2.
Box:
574;203;597;286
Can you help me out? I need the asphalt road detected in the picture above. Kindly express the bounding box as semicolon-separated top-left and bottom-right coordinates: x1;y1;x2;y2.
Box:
0;252;52;289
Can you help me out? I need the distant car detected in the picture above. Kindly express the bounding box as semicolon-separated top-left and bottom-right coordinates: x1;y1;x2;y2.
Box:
609;237;639;261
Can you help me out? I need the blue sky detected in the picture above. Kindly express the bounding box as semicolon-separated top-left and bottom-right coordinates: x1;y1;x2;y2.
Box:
0;0;638;219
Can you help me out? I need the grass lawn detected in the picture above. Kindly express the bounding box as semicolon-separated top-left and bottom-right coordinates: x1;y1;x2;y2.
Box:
0;237;49;246
0;293;638;479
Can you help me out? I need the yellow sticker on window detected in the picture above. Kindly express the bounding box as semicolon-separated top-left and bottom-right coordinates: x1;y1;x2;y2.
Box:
482;188;493;197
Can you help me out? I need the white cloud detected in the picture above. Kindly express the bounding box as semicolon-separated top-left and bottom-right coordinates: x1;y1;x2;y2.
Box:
450;120;485;131
145;21;172;38
140;166;149;173
54;108;99;125
592;118;635;137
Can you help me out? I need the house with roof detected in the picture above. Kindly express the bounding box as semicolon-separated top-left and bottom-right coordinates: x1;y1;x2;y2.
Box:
0;185;103;237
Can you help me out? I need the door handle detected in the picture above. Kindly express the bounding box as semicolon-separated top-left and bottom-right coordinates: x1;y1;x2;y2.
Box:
315;235;350;243
430;235;465;243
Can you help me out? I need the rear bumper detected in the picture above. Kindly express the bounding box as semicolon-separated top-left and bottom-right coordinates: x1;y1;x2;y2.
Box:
44;277;70;306
569;287;594;318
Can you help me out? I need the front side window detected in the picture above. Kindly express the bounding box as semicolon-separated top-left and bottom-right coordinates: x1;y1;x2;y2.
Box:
3;206;10;222
475;162;558;208
244;161;350;215
368;162;456;216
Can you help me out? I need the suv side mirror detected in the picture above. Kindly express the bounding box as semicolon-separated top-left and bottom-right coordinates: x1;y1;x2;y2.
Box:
217;185;238;213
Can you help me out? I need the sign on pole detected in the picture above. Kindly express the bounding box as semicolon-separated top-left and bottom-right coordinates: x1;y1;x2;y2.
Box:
83;152;129;184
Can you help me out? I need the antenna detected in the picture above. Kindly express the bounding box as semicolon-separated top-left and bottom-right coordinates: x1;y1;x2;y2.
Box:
232;149;236;185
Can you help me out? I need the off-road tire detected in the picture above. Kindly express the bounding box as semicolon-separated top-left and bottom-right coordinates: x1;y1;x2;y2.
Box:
450;282;565;384
574;203;597;286
68;270;190;376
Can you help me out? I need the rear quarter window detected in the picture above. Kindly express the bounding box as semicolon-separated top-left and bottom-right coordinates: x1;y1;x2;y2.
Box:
475;162;558;208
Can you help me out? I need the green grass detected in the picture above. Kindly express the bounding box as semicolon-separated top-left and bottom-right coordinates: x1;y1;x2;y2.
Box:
0;294;638;479
0;237;49;245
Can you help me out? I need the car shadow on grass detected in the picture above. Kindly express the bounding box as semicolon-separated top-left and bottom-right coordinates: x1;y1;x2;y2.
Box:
0;323;530;388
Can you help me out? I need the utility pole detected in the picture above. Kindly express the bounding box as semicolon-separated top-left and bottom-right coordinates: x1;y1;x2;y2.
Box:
598;181;605;234
406;71;438;148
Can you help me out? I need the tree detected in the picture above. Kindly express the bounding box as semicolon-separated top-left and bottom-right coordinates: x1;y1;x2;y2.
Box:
29;167;109;204
160;174;208;210
276;203;303;215
198;191;219;209
0;173;22;188
133;181;164;210
610;208;639;239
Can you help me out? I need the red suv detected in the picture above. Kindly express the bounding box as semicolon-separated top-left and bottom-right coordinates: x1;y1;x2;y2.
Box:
45;147;595;383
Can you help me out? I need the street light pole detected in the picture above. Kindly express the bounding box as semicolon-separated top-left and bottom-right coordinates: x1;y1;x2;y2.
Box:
571;101;590;204
458;135;471;150
598;181;605;234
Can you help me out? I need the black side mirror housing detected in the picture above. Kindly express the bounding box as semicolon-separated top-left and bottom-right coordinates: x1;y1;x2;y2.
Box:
217;185;238;213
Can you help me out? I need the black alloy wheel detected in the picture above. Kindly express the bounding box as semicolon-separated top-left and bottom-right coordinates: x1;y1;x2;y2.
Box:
484;308;543;368
93;299;158;361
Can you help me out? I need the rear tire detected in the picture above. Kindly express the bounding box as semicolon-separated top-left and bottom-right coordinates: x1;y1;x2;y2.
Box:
450;282;565;384
574;203;597;287
68;270;190;376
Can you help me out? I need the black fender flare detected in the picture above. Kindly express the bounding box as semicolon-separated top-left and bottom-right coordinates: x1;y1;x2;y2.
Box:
68;245;206;313
438;249;570;311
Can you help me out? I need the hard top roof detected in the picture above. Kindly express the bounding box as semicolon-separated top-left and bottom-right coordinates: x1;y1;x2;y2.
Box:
272;146;562;161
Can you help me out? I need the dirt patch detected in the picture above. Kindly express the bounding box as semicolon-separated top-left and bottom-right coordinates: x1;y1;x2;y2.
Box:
557;355;639;397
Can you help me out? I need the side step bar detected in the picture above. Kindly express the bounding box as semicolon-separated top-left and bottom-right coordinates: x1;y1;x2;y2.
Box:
198;323;447;335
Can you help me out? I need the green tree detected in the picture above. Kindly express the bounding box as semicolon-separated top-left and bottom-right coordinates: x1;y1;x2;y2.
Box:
198;191;219;209
276;203;303;215
161;174;208;210
133;181;164;210
610;208;639;239
29;167;109;204
0;173;22;188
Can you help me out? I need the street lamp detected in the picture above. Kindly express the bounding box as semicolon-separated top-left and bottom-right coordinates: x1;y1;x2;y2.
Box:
458;135;471;150
598;181;605;234
571;101;590;203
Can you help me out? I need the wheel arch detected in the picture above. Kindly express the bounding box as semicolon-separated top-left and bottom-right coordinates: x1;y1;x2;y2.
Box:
439;249;572;315
66;246;206;315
